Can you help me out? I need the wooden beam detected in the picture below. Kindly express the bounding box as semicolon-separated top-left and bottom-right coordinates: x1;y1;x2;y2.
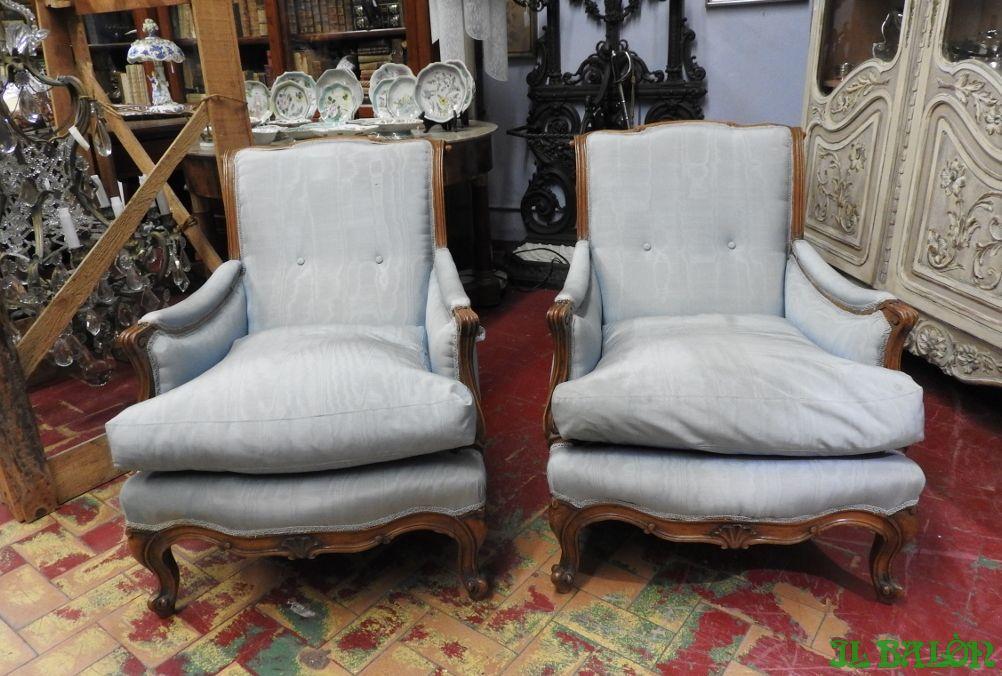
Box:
66;12;223;271
67;0;186;14
17;104;209;377
191;0;252;259
403;0;433;73
263;0;290;78
0;312;58;522
35;0;76;128
48;435;118;503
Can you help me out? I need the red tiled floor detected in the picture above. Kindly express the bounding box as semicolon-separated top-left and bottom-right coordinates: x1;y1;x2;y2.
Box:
1;288;1001;675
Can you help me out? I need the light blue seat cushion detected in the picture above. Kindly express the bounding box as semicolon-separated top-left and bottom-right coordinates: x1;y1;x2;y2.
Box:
107;325;477;474
122;448;485;534
551;314;924;456
548;443;925;521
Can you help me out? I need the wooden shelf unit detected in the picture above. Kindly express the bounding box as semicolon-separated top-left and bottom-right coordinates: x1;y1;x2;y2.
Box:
80;1;430;104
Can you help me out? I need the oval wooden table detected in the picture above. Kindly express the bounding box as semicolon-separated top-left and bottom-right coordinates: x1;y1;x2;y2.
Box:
183;120;502;306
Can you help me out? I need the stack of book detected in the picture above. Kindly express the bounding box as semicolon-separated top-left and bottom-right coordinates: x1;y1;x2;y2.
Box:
357;39;392;89
118;64;151;106
285;0;354;35
234;0;269;38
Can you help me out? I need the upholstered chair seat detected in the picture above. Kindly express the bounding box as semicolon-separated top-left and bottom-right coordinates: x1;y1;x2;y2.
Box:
544;122;926;603
110;138;490;617
122;449;485;535
551;313;924;456
548;444;924;522
108;323;477;473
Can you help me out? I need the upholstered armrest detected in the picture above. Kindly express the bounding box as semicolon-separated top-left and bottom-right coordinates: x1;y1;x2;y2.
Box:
545;240;604;442
785;240;916;368
426;247;485;444
118;259;248;400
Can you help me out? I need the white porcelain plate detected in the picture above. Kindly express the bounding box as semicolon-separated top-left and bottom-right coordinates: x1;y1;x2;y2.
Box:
444;60;475;112
386;76;420;119
415;62;467;123
368;62;413;98
317;68;362;118
318;83;357;125
245;80;271;124
370;77;397;119
272;71;317;119
270;80;312;123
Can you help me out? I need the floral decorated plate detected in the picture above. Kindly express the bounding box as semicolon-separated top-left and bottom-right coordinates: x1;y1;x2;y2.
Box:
317;69;362;118
270;80;313;123
272;71;317;119
245;80;271;124
386;76;420;119
368;62;413;98
415;62;467;123
444;60;475;112
318;83;358;125
370;77;398;118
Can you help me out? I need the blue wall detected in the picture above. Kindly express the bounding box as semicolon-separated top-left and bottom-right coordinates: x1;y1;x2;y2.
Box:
484;0;813;240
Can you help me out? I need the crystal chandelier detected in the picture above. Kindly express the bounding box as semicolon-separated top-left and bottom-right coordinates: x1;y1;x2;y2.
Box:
0;0;191;385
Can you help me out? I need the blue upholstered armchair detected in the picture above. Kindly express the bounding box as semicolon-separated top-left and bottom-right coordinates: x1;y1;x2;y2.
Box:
108;138;488;616
544;122;926;602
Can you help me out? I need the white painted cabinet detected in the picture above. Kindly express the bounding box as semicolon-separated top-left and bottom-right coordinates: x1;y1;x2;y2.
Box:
803;0;1002;386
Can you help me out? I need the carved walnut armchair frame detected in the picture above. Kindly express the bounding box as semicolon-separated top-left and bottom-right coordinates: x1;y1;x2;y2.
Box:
118;139;489;617
543;121;920;603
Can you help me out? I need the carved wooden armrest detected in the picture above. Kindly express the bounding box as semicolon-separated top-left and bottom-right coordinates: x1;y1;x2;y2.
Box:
789;240;918;370
454;306;486;447
544;299;573;444
116;260;247;401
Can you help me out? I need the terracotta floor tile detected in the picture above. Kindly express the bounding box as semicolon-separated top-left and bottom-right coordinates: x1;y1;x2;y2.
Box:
0;565;69;629
500;621;598;675
0;515;55;550
98;596;201;667
577;558;652;609
178;559;287;634
406;558;502;627
256;579;355;647
20;571;145;652
655;604;750;674
79;516;126;555
51;494;118;536
400;609;515;675
156;607;284;674
480;569;573;651
89;474;129;505
557;591;675;669
52;541;136;597
325;591;428;672
11;625;119;676
0;547;25;575
79;646;146;676
11;522;94;579
359;643;439;676
0;618;35;673
243;630;352;675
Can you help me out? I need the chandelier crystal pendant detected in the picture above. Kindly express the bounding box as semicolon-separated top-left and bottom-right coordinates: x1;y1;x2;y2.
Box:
0;2;190;385
127;19;186;113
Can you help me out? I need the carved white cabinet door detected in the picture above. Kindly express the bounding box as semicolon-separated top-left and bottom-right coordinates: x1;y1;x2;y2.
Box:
886;0;1002;385
802;0;920;285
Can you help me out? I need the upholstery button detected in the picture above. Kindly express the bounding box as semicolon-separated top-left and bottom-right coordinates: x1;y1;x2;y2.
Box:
727;241;736;250
375;255;384;264
642;242;652;251
296;256;305;265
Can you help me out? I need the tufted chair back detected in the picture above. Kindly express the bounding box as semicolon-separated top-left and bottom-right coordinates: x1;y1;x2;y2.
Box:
582;122;796;323
226;139;437;333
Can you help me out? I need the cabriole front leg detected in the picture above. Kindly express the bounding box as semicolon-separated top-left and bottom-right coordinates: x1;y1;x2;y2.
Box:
548;499;582;593
127;528;180;618
869;508;917;604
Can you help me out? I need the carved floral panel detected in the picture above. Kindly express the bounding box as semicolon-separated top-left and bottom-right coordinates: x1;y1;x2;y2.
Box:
912;124;1002;308
805;115;882;255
